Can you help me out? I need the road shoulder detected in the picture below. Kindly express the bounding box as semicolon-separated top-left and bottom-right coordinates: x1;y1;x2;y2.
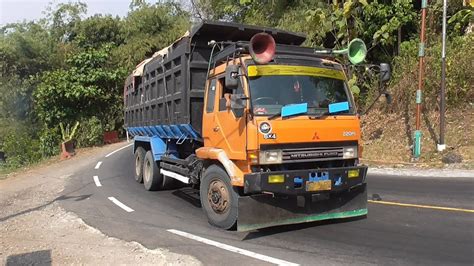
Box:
0;142;201;265
368;166;474;178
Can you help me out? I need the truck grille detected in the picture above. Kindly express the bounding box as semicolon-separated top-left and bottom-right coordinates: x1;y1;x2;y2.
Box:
282;147;343;163
260;141;357;164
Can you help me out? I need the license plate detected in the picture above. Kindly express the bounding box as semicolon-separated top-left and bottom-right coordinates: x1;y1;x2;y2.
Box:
306;180;332;191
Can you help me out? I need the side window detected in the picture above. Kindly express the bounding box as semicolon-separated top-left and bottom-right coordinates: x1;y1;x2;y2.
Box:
218;77;231;111
206;79;216;113
218;75;246;112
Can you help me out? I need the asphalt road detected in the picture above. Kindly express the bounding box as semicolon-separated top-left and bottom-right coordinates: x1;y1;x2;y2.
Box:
60;144;474;265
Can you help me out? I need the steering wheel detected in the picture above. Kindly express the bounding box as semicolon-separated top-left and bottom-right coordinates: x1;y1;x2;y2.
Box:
254;97;277;105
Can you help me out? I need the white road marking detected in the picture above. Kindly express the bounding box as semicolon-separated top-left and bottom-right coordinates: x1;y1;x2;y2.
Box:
108;197;134;212
105;143;133;158
167;229;299;266
95;161;102;169
93;176;102;187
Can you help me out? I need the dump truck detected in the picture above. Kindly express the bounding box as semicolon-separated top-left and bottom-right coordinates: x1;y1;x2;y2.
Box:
124;21;390;231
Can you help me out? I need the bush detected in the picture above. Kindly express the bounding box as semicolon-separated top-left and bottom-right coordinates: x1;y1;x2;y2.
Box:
0;130;42;168
39;126;62;157
76;116;104;147
389;33;474;112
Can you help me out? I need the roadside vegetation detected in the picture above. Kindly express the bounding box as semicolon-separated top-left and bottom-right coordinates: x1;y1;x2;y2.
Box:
1;0;472;173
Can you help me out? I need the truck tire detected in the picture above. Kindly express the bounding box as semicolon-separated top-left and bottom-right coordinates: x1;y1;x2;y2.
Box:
134;147;146;183
143;151;163;191
200;165;238;230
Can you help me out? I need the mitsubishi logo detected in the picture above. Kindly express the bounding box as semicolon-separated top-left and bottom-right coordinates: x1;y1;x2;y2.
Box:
312;131;320;140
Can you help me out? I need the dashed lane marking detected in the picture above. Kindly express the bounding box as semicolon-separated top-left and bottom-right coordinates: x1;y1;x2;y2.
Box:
94;161;102;169
108;197;134;212
167;229;299;266
368;200;474;213
105;143;133;158
93;176;102;187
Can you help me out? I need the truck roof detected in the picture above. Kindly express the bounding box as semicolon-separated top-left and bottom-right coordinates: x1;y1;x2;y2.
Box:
189;21;306;45
132;21;307;77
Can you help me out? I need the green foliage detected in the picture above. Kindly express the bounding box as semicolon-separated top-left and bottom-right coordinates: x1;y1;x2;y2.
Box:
39;126;61;157
75;116;104;147
34;44;127;128
60;121;80;141
0;1;191;171
73;15;124;49
448;9;474;36
42;1;87;42
114;2;190;70
390;34;474;111
0;127;42;168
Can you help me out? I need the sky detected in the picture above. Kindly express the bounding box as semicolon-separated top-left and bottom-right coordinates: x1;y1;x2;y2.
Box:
0;0;134;26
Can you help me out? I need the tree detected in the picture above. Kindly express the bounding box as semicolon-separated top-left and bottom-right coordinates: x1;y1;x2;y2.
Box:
114;2;190;70
34;45;126;129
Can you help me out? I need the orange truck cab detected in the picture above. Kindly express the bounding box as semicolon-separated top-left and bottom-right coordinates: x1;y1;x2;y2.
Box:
124;21;384;231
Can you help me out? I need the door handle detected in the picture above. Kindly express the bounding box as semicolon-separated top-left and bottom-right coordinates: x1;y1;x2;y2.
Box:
213;126;220;132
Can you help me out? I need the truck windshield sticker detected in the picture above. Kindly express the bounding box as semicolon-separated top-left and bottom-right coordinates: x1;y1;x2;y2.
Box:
328;101;349;113
248;65;345;80
281;103;308;117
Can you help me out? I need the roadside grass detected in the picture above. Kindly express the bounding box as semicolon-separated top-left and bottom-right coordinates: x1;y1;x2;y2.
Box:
361;105;474;169
0;142;126;180
0;156;59;180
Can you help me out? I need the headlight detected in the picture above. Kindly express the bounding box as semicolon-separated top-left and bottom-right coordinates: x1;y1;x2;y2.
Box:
259;150;282;164
343;146;358;159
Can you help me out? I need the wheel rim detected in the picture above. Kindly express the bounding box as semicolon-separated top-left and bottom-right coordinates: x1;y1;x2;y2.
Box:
135;155;141;177
207;178;230;214
143;159;151;183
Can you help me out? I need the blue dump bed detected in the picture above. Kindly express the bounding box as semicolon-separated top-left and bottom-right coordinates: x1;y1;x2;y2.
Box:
123;21;306;141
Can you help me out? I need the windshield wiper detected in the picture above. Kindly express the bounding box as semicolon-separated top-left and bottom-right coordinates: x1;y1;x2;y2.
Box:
268;112;281;120
309;109;348;119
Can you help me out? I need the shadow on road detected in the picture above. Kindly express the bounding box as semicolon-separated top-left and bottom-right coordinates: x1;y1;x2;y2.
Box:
0;193;91;223
172;188;201;208
6;250;52;266
241;215;366;241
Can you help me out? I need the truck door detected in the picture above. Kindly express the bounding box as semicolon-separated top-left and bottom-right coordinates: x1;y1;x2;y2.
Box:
213;76;247;160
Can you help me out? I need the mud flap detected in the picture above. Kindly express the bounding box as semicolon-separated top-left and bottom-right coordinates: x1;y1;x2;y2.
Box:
237;183;367;231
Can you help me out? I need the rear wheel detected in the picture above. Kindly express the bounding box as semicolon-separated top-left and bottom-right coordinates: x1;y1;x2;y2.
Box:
134;147;146;183
200;165;238;230
143;151;163;191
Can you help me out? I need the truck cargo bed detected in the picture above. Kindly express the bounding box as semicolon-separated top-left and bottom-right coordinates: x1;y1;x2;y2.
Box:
124;21;306;139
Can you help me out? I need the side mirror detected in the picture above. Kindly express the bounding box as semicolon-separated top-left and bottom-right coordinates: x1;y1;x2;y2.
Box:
230;94;248;118
380;63;391;83
225;65;239;89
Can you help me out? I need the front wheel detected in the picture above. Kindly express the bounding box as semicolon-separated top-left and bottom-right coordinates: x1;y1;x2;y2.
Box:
200;165;238;230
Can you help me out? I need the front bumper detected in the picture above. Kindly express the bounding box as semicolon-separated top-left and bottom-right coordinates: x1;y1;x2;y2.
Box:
237;183;367;231
244;165;367;195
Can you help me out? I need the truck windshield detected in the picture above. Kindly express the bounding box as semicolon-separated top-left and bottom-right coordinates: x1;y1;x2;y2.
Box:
248;75;352;116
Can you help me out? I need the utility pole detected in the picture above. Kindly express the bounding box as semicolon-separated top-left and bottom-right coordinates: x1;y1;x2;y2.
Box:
413;0;428;159
437;0;448;152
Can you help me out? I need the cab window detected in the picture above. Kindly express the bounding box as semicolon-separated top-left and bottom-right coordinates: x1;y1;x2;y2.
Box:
206;79;216;113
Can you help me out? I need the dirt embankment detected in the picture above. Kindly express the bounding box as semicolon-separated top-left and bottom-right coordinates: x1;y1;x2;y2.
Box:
361;106;474;169
0;143;200;265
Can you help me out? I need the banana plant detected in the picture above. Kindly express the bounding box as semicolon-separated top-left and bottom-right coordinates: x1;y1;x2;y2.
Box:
60;122;80;142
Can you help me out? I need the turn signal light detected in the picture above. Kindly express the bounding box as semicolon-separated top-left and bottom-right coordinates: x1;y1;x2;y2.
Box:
248;151;259;164
348;169;359;178
268;174;284;183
